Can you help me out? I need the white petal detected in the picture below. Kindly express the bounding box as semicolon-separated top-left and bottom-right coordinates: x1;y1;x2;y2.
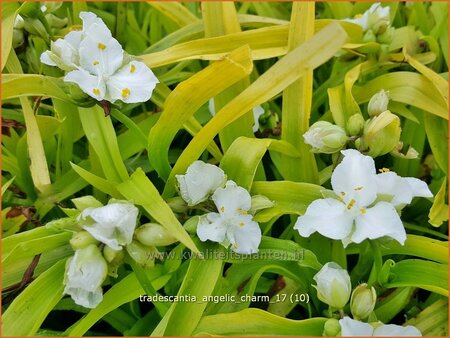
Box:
40;51;57;66
79;23;123;76
252;106;265;132
176;161;226;206
64;30;83;50
80;12;106;33
314;262;351;309
373;324;422;336
79;202;139;250
339;317;374;336
106;61;159;103
331;149;377;207
196;213;227;243
227;214;261;254
353;201;406;245
212;180;252;216
294;198;354;240
376;172;413;206
52;38;80;68
405;177;433;198
64;245;107;309
64;69;106;101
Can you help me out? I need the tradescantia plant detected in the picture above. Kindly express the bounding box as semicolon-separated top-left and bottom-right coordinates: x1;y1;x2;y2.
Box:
1;1;448;337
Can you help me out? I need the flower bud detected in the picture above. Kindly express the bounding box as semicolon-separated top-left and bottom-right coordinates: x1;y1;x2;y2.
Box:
362;29;377;43
72;195;103;212
12;29;25;48
360;110;401;157
23;18;49;41
70;231;99;250
346;114;365;136
135;223;178;247
45;13;68;29
350;283;377;320
167;197;188;213
183;216;200;234
14;15;25;29
313;262;351;309
377;26;395;45
46;217;81;232
368;90;389;117
390;142;419;160
103;246;124;264
323;318;341;337
303;121;348;154
126;240;159;268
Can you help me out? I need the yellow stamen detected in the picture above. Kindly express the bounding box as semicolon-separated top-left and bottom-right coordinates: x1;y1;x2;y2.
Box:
379;168;390;173
121;88;130;98
220;206;225;212
354;186;363;191
93;60;99;65
340;191;346;196
130;64;136;73
92;88;101;96
98;43;106;50
337;196;344;203
347;199;356;210
233;244;238;249
239;222;245;227
360;208;366;214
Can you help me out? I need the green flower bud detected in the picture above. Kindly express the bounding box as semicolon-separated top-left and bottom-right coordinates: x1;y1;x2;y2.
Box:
103;246;124;264
12;29;25;48
183;216;200;234
346;114;365;136
23;18;49;41
323;318;341;337
70;231;99;250
377;26;395;45
368;90;389;117
167;197;188;213
72;195;103;212
350;283;377;320
135;223;178;247
45;13;68;29
126;240;159;268
303;121;348;154
391;143;419;160
14;15;25;29
362;29;377;43
359;111;401;157
46;217;81;232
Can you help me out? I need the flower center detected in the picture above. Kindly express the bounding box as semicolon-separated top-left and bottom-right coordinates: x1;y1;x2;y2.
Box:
130;64;136;73
92;88;101;96
121;88;131;98
97;43;106;50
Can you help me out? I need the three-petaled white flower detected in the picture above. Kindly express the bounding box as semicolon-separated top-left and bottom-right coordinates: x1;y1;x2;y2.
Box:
78;200;139;251
63;244;108;309
209;99;265;133
339;317;422;336
197;180;262;254
295;149;432;247
342;3;390;32
41;12;159;103
176;160;227;206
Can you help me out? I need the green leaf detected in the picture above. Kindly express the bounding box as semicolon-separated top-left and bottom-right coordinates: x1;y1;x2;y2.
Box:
78;106;129;183
383;259;448;296
148;45;253;180
3;259;66;336
117;168;199;254
194;309;327;336
220;136;300;191
152;243;224;336
164;22;348;196
424;113;448;175
250;181;322;222
1;2;20;71
70;162;121;198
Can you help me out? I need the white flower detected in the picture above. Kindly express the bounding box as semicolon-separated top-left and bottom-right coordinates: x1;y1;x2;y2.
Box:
209;99;265;133
342;3;390;33
339;317;422;336
376;171;433;207
313;262;351;309
64;244;108;308
295;150;409;247
78;201;139;250
197;180;261;254
176;160;226;206
41;12;159;103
